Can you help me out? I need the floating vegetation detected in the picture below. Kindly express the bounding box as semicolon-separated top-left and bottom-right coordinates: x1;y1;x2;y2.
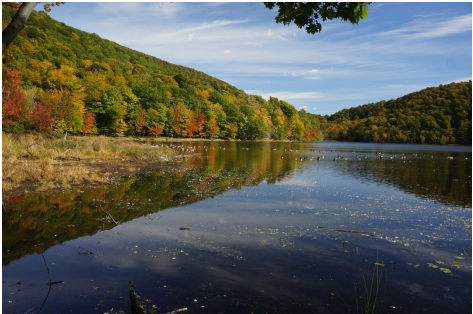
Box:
427;263;439;269
439;268;452;274
454;256;465;260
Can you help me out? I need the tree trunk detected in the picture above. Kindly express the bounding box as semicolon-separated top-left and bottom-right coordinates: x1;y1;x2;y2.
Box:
2;2;37;53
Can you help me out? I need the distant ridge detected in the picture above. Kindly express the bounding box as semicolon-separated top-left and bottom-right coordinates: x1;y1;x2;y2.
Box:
319;81;472;144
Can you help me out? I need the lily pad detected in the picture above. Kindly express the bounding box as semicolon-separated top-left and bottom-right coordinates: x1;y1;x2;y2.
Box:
439;268;451;274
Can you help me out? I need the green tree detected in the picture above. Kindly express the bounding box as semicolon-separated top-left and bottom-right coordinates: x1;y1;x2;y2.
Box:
264;2;370;34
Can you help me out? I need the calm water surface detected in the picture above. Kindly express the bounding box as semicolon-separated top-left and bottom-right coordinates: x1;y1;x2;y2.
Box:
3;142;471;314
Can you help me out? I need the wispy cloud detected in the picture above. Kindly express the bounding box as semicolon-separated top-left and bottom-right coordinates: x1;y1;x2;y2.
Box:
244;41;263;48
169;19;250;37
94;2;186;20
378;14;472;40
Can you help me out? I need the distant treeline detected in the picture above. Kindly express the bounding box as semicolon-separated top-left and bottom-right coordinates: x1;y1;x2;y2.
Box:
319;81;472;145
2;5;471;144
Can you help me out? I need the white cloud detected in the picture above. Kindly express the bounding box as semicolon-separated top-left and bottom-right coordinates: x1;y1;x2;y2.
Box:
265;29;287;40
378;14;472;40
285;69;320;77
449;77;472;84
223;50;231;54
299;106;308;111
188;33;195;41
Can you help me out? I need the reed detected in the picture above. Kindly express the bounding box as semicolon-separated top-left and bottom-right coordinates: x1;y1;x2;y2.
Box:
335;254;402;314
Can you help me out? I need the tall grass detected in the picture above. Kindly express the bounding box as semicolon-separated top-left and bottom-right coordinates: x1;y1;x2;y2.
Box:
2;133;178;192
2;133;176;160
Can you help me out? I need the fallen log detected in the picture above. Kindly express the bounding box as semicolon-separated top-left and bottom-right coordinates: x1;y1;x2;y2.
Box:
53;156;81;161
334;229;373;234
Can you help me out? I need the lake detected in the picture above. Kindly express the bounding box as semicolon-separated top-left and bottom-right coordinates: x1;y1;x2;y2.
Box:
2;141;471;314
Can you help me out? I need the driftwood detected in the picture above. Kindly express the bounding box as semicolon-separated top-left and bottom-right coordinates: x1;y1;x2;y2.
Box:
40;254;65;310
129;283;147;314
53;147;81;161
53;155;81;161
164;309;188;314
334;229;373;234
78;246;94;256
129;282;188;314
100;205;119;225
26;143;37;155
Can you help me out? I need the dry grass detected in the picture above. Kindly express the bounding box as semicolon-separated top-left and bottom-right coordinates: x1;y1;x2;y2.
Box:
2;133;176;160
2;133;178;192
2;158;111;192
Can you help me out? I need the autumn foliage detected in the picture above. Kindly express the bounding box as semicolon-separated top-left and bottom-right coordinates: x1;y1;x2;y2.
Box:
1;4;471;144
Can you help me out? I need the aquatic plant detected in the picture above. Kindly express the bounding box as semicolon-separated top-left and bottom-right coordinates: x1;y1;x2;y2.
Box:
335;254;402;314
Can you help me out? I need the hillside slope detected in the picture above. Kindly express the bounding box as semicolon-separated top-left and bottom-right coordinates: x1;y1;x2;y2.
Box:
320;81;472;144
2;6;322;141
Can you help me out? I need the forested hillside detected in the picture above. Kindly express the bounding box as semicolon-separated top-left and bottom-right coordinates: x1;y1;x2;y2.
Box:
319;81;472;145
1;5;322;141
2;5;471;144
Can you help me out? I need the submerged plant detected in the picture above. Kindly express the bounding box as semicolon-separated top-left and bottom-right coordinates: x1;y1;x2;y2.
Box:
335;254;402;314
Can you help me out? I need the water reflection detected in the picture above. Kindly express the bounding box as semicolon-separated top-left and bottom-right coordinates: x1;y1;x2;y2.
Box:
176;141;471;207
2;142;471;314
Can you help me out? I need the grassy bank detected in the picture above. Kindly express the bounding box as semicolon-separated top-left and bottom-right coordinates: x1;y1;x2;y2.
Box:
2;133;178;193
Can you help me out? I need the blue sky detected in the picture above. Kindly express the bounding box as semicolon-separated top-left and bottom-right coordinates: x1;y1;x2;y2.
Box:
46;2;472;115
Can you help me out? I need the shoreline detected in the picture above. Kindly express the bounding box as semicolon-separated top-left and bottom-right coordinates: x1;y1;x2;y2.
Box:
3;133;469;195
1;133;311;195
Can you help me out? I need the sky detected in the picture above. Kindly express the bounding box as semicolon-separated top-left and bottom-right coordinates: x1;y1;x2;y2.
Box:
46;2;472;116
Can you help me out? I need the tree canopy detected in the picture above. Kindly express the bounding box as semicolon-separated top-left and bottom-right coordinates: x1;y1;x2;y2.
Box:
263;2;371;34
